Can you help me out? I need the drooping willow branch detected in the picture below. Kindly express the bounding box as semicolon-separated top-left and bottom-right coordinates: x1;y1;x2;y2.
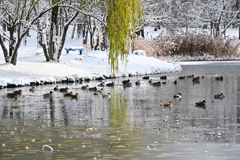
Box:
105;0;144;75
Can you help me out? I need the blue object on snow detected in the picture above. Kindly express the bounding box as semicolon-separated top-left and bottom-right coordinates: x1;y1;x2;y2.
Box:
65;47;84;55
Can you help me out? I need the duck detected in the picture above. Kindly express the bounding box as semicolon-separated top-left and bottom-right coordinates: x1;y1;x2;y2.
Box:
160;76;167;80
174;80;178;85
215;76;223;81
94;91;101;96
7;93;17;99
43;91;53;98
13;90;22;95
81;85;89;90
98;82;105;87
179;76;186;80
53;86;59;91
192;76;200;84
29;87;36;92
89;87;97;91
102;93;111;99
106;82;114;87
71;93;80;99
173;93;182;99
123;82;132;88
162;81;167;85
148;79;153;84
192;76;200;82
64;91;74;97
94;89;104;95
151;81;161;86
163;101;173;108
142;76;150;80
187;74;194;78
59;87;68;92
122;79;130;85
214;93;225;99
135;80;141;85
202;75;206;79
195;100;206;108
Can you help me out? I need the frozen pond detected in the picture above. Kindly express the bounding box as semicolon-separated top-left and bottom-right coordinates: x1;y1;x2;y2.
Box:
1;61;240;159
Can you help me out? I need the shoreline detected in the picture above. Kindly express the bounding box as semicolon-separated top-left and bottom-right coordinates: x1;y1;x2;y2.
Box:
0;51;182;88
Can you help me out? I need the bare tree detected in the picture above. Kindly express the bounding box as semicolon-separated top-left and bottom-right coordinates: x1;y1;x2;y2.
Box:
36;1;80;61
0;0;57;65
144;0;237;35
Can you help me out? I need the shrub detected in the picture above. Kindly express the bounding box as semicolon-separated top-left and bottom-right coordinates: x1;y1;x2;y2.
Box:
133;30;240;60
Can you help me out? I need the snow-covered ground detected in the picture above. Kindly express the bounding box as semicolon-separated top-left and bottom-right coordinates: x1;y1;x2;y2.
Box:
0;27;239;87
0;27;182;87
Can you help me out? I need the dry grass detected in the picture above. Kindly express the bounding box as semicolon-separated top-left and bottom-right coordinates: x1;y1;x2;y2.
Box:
132;37;156;57
133;30;240;60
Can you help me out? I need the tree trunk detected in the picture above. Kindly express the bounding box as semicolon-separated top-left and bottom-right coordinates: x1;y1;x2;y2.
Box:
89;24;96;50
71;22;76;39
49;5;59;60
57;26;69;60
9;27;15;58
0;36;9;62
237;0;240;39
56;12;79;61
10;38;23;65
38;33;50;61
94;35;99;50
83;29;88;45
37;20;51;61
77;23;82;38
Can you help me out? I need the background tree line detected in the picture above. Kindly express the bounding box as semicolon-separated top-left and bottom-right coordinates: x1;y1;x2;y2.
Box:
144;0;240;36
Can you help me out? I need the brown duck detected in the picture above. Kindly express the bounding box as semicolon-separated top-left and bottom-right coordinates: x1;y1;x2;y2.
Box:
59;87;68;92
89;87;97;91
29;87;36;92
64;92;74;97
98;82;105;87
179;76;186;80
192;76;200;82
135;80;141;85
7;93;17;99
151;81;161;86
163;101;173;109
195;100;206;108
71;93;80;99
106;82;114;87
81;85;89;90
13;90;22;95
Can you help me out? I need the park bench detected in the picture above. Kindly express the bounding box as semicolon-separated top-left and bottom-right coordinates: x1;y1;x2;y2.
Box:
65;47;84;55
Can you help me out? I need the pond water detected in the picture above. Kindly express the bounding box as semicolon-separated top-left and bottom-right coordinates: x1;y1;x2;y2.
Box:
1;61;240;160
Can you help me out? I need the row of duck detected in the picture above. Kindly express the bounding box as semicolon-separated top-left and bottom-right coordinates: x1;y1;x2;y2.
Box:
4;84;111;100
4;74;225;107
143;75;224;109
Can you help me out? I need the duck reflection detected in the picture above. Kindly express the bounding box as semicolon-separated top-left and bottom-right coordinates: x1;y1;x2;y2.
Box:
49;96;55;126
2;98;21;119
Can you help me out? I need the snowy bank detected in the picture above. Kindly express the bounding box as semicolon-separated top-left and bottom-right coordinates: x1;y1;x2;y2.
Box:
0;49;181;87
0;26;182;88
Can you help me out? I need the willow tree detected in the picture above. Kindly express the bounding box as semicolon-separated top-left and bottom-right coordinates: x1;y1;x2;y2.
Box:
105;0;144;74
